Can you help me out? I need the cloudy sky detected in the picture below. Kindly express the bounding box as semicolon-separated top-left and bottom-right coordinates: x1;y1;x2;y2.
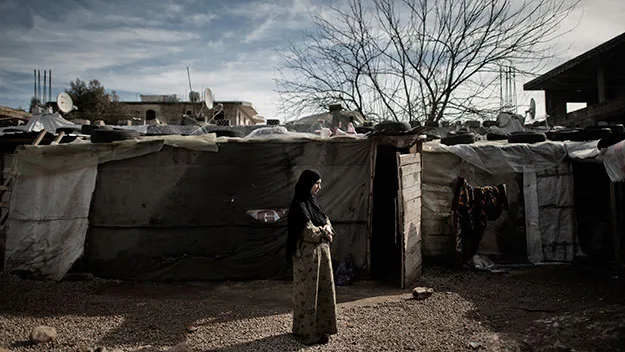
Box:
0;0;624;121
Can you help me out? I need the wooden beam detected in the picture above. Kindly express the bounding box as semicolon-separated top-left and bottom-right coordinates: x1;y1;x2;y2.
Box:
32;129;47;146
51;131;65;145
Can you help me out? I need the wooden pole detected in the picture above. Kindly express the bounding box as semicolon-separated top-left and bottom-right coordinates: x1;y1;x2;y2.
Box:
610;182;621;264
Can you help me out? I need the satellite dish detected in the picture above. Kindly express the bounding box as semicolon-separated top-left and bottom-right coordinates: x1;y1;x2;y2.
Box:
528;98;536;120
204;88;214;110
56;92;74;113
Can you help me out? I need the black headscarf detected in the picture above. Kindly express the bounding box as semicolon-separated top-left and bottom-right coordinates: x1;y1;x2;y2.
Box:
286;169;328;260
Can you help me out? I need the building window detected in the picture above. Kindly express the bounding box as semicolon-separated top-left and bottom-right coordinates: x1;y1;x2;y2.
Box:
146;109;157;120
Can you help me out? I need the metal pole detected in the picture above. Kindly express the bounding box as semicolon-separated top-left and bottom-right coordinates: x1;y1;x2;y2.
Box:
38;70;41;103
187;67;196;116
49;69;52;103
33;70;37;101
43;70;47;104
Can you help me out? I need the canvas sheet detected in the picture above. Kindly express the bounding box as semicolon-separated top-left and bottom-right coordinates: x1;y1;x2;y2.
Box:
422;140;581;264
603;139;625;182
3;136;219;280
86;140;374;280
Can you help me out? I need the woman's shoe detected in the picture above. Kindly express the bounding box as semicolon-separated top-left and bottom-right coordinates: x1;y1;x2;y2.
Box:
318;334;330;344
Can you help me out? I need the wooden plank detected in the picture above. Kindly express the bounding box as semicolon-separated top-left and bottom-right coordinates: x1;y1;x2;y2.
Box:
401;170;421;189
402;185;421;201
0;202;10;208
396;152;406;288
0;185;9;191
400;163;421;176
32;129;47;146
610;182;621;264
51;131;65;145
400;150;423;288
399;153;421;166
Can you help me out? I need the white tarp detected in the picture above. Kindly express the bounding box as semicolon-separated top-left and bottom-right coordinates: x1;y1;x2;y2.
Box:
422;140;584;264
603;139;625;182
23;112;75;133
523;165;581;263
3;135;219;280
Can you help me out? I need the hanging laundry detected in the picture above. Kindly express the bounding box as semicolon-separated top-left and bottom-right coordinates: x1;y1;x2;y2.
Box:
452;177;508;265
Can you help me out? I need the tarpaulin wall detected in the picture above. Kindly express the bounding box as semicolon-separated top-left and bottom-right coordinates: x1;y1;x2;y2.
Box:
422;141;582;264
421;151;527;262
86;141;373;280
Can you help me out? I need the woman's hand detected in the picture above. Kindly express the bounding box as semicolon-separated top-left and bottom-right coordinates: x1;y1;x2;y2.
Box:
323;223;334;235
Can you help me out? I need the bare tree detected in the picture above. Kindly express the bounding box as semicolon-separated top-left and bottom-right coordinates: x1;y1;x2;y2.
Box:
276;0;578;123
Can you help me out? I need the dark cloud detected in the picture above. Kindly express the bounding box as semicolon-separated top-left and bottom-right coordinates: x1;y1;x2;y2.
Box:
0;0;34;30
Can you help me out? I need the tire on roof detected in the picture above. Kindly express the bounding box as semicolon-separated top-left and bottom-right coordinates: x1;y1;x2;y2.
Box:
597;132;625;149
507;132;546;144
486;132;507;141
90;129;140;143
441;133;475;146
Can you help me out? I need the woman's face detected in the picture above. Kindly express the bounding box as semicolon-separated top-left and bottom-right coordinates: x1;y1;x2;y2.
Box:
310;179;322;196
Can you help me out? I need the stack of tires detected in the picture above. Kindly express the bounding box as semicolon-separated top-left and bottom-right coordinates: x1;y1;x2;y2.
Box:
546;123;625;149
441;130;475;146
88;126;140;143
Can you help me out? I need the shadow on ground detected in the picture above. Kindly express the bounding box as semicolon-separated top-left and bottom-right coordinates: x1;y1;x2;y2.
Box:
417;264;625;351
0;275;406;350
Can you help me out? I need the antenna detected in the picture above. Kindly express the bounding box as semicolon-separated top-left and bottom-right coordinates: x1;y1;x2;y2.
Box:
56;92;75;113
186;67;196;116
43;70;47;104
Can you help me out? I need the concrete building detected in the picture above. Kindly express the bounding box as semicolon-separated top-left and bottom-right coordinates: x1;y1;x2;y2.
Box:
121;95;264;125
0;106;30;127
524;32;625;126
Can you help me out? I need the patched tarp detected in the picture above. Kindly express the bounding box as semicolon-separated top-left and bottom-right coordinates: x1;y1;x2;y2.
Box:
603;139;625;182
4;133;374;281
3;135;218;280
86;140;374;281
422;140;584;264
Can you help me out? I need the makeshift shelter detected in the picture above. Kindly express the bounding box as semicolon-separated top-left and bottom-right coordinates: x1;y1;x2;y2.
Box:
2;132;423;288
421;138;623;266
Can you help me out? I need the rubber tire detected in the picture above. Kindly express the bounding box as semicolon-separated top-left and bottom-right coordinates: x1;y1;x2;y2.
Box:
209;130;242;138
56;126;82;134
573;127;612;141
81;125;113;135
507;132;546;144
464;120;481;128
486;132;507;141
547;129;579;141
90;129;140;143
597;132;625;149
373;121;411;133
441;133;475;146
266;119;280;126
355;126;373;134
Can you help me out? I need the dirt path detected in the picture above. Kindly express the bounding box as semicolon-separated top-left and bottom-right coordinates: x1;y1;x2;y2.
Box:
1;265;623;351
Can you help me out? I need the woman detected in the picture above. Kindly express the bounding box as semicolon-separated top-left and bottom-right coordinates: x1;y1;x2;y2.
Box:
287;169;338;345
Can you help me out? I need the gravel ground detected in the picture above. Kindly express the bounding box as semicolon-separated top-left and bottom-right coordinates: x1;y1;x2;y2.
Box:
1;265;624;352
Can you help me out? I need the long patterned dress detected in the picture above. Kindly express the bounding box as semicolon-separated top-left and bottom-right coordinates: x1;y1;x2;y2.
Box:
292;220;338;344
